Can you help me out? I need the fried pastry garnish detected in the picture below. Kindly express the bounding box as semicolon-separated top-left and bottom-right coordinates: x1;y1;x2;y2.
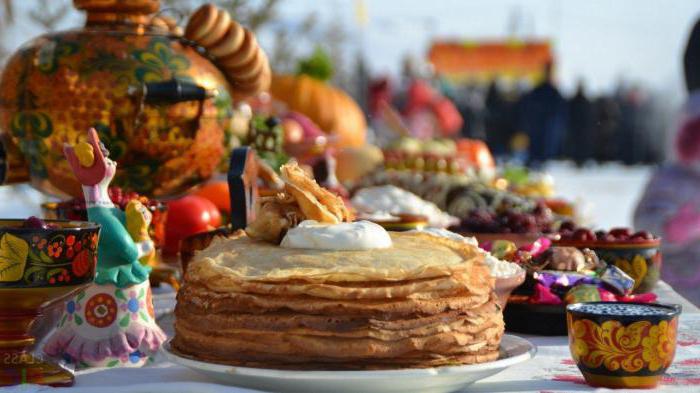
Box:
280;162;353;223
245;194;304;243
257;157;285;191
245;161;352;243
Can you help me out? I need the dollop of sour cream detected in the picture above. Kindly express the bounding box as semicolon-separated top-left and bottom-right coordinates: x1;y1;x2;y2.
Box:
281;220;393;250
408;228;523;278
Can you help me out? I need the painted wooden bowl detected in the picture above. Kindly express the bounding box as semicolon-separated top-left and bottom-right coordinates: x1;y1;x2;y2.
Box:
566;302;680;389
556;238;661;293
0;219;100;387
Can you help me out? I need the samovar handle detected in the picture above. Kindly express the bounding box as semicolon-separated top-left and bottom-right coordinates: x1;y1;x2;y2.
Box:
178;146;258;272
128;78;217;136
228;146;258;231
130;79;216;105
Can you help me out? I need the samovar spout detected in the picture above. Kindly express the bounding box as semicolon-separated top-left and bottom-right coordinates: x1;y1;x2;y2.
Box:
0;137;30;185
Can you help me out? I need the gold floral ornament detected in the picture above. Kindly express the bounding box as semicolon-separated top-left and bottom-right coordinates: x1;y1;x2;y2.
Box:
642;320;677;372
614;254;648;290
570;318;677;373
0;233;30;282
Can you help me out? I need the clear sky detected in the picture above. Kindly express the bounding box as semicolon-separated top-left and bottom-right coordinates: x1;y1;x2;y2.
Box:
6;0;700;98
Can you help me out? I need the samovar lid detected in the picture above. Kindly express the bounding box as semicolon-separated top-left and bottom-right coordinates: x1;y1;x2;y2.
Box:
74;0;159;14
74;0;160;24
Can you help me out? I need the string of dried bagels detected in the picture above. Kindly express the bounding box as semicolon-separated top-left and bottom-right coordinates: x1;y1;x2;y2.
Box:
185;3;271;99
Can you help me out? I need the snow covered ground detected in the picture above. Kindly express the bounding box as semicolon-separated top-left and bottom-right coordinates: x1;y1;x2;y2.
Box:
0;162;653;229
544;161;652;229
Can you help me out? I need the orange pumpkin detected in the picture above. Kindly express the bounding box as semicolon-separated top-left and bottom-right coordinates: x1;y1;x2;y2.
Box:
269;74;366;148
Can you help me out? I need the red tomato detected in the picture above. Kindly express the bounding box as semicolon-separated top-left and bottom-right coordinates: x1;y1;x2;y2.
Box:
193;181;231;214
164;195;222;255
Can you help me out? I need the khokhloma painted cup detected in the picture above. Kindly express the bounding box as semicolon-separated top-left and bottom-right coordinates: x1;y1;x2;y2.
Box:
566;302;681;389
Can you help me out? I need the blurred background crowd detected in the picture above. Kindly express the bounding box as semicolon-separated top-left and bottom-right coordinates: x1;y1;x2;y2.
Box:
367;59;667;167
0;0;694;168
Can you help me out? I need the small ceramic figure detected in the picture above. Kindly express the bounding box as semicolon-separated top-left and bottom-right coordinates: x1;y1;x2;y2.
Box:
43;128;165;368
125;200;157;267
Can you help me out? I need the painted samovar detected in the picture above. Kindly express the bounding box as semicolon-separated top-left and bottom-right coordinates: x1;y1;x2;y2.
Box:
0;0;237;198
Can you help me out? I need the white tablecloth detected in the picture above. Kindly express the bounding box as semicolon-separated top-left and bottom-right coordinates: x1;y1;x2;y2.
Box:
2;282;699;393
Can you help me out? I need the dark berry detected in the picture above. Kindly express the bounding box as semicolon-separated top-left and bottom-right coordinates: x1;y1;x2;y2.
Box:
631;230;654;241
558;229;573;240
609;227;632;240
559;220;576;232
573;228;596;242
23;216;48;229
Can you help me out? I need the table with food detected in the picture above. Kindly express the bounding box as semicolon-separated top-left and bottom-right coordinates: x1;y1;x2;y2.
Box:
0;1;698;392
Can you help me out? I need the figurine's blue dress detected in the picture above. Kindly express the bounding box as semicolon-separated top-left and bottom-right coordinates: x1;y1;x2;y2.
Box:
87;206;150;287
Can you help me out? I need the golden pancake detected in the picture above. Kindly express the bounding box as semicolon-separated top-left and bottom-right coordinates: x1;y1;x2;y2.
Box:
188;232;486;284
172;325;502;359
178;284;492;318
188;270;490;300
175;299;502;340
177;304;498;333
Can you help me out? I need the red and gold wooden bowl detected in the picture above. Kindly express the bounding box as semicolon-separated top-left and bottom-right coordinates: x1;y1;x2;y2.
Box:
0;219;99;387
556;238;661;293
566;302;680;389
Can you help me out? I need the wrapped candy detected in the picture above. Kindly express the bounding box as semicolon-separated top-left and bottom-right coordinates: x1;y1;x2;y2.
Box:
533;270;600;299
565;284;602;304
519;236;552;257
491;240;517;259
600;265;635;295
530;283;563;305
618;292;658;303
534;270;599;288
532;247;601;272
597;287;618;302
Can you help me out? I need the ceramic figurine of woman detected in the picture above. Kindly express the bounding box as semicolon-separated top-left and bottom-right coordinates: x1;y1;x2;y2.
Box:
43;128;165;368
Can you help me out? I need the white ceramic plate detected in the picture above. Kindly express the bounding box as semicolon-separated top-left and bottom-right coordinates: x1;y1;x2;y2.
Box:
163;334;536;393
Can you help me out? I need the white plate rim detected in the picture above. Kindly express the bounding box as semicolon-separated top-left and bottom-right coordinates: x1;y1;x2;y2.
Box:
162;334;536;381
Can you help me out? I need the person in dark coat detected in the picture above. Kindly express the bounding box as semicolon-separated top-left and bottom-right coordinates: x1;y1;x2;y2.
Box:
566;81;594;165
484;81;510;157
592;96;621;162
519;62;567;166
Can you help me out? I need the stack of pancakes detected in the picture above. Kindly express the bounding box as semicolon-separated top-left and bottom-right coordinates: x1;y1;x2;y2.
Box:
172;231;504;370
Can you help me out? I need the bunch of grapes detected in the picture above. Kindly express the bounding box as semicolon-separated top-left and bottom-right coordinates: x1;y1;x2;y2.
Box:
458;203;554;234
447;184;555;234
107;187;148;210
55;187;161;220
